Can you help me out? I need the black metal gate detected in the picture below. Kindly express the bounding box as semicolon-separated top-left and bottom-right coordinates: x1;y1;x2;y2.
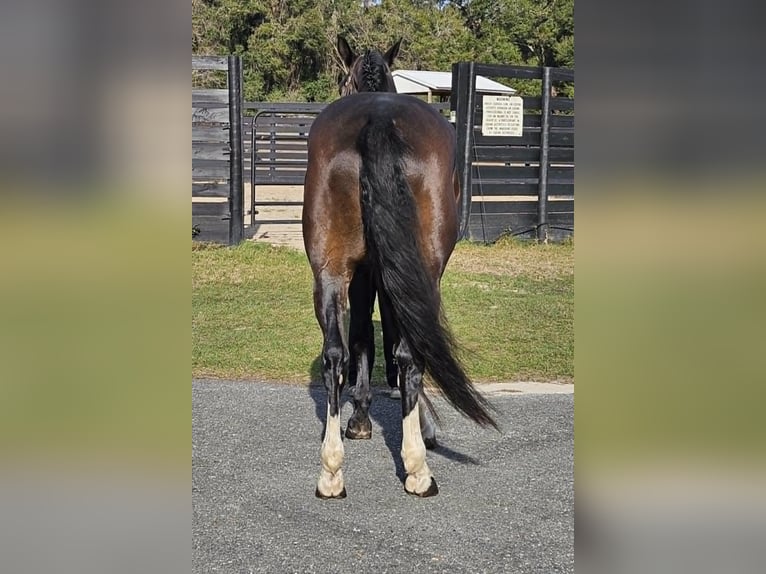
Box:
243;103;325;227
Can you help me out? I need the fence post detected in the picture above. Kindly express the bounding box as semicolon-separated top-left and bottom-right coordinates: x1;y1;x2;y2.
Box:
453;62;477;240
537;67;552;243
227;55;244;245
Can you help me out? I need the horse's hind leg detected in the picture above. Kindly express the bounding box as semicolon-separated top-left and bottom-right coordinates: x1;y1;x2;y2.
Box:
346;265;375;440
419;395;438;450
396;338;439;497
380;291;437;449
378;290;400;397
314;270;351;499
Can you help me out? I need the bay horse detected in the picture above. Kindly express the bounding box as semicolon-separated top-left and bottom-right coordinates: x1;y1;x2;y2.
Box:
303;37;497;499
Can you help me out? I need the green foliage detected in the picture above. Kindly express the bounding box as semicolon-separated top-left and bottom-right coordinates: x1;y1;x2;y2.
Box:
192;0;574;102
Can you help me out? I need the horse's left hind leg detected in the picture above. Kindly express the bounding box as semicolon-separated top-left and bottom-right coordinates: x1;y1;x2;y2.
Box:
314;271;350;499
396;339;438;497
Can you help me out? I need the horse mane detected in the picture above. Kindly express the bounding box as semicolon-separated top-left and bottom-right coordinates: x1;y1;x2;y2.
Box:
360;50;387;92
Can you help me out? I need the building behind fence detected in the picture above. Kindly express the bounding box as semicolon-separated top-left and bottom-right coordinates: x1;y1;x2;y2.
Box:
192;55;573;245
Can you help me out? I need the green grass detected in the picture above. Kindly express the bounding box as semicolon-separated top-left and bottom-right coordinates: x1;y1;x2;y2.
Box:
192;238;573;384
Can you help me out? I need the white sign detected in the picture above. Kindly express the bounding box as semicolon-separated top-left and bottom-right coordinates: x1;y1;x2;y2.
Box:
481;95;524;137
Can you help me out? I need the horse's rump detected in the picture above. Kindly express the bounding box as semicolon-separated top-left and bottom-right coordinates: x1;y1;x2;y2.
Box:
303;92;459;271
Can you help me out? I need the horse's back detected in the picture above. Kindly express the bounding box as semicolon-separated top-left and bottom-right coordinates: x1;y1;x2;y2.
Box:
308;93;454;157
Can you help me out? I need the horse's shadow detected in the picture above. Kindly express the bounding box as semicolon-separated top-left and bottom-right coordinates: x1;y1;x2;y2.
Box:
308;323;479;484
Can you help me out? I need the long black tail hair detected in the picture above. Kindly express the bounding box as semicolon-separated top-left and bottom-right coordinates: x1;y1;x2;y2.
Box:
357;115;498;429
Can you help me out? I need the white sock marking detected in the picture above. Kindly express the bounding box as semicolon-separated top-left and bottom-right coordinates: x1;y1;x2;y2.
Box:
401;401;433;494
317;400;345;496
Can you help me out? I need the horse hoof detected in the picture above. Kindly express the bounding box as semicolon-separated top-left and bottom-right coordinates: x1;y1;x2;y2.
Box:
423;436;438;450
405;477;439;498
345;426;371;440
345;419;372;440
315;487;347;500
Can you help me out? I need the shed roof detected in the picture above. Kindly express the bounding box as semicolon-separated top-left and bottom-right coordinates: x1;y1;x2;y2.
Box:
392;70;516;95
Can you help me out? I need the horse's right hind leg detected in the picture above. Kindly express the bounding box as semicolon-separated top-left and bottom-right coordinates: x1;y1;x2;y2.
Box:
380;289;437;448
396;338;438;497
314;270;350;499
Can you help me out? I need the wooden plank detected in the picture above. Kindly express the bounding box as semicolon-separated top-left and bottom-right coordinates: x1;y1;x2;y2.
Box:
192;143;230;161
473;146;574;163
468;212;537;241
470;199;574;214
486;114;572;129
472;201;537;215
471;165;573;181
192;89;229;106
193;182;229;198
550;68;575;82
193;159;230;179
548;212;575;229
193;107;230;123
473;63;543;80
193;158;229;169
193;125;229;142
550;115;574;128
467;211;573;238
192;56;228;71
551;98;575;111
193;215;230;244
474;130;573;147
192;202;229;217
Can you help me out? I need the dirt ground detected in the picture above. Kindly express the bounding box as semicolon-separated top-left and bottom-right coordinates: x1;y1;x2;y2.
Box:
245;184;305;251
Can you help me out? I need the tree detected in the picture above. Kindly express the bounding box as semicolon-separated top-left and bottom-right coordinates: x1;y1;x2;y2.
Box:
191;0;574;101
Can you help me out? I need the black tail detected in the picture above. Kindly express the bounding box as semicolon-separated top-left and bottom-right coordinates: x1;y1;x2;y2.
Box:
357;116;498;429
